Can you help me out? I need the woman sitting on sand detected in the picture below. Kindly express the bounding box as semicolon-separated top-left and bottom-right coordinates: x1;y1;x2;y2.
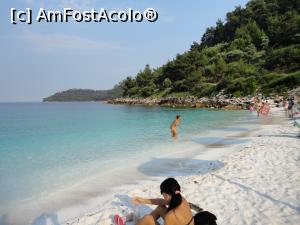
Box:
131;177;194;225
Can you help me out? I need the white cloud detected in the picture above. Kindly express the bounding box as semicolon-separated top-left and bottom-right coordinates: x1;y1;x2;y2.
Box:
18;30;119;51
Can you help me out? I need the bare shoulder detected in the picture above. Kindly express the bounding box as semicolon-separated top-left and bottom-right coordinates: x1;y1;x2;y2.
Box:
164;211;175;225
182;197;190;206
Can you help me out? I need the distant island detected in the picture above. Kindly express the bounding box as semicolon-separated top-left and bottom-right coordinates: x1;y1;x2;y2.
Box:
43;85;122;102
44;0;300;103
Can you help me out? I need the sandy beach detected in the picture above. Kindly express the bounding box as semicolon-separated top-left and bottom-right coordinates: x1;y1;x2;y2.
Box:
2;1;300;225
61;107;299;225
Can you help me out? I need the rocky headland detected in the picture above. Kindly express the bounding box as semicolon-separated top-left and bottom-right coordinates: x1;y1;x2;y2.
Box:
107;94;252;110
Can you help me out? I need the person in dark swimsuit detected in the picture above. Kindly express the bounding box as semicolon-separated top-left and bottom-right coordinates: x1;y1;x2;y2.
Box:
132;177;194;225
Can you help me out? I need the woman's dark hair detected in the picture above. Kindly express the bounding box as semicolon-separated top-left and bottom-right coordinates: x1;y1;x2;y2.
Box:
160;177;182;211
176;115;180;119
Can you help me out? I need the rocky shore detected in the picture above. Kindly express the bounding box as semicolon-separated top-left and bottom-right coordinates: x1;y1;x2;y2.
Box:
107;95;251;110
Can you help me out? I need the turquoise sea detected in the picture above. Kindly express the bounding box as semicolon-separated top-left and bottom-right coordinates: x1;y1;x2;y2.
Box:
0;102;257;224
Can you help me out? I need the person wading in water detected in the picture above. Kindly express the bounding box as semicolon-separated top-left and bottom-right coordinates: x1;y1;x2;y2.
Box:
170;115;181;138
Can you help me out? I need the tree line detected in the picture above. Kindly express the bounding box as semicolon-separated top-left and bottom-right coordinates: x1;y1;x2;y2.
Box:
122;0;300;98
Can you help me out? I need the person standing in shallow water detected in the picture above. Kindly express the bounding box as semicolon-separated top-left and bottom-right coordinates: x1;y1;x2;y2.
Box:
170;115;181;137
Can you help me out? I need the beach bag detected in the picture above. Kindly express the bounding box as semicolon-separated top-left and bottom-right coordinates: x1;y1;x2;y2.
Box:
194;211;217;225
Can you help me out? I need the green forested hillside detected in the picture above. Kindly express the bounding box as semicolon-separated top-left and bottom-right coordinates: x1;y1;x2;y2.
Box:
122;0;300;98
43;84;123;102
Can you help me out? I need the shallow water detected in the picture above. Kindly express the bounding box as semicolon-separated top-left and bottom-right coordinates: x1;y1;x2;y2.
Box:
0;102;258;224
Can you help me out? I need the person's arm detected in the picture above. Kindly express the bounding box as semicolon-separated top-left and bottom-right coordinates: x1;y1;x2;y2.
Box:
132;196;167;206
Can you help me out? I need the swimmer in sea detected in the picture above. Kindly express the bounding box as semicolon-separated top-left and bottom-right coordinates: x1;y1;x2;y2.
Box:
170;115;180;138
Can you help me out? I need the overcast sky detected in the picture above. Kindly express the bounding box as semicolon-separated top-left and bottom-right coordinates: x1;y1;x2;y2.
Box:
0;0;248;102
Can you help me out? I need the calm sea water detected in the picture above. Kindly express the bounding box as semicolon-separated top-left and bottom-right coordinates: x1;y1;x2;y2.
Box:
0;102;254;215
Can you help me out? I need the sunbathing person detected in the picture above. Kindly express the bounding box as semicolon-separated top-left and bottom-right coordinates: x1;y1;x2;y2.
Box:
131;177;194;225
114;178;217;225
